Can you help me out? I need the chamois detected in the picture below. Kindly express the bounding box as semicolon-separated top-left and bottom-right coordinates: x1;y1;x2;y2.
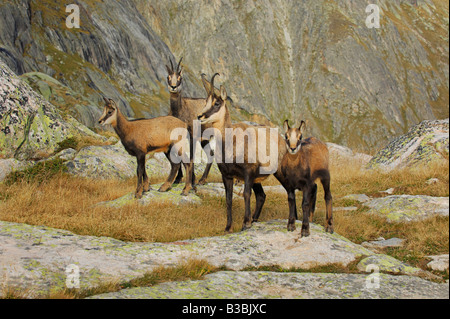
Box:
166;57;215;185
197;73;287;232
276;120;333;237
98;97;193;198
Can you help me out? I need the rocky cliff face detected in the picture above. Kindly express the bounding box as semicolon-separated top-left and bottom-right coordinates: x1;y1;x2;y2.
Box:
0;0;448;152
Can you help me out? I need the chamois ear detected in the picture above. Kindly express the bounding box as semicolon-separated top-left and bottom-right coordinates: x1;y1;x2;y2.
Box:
103;96;109;103
179;67;183;76
108;99;117;109
220;85;227;101
299;120;306;134
283;120;290;133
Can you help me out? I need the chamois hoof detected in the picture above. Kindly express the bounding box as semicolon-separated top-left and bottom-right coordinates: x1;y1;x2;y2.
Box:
135;192;143;199
287;223;296;232
198;178;207;186
325;225;334;234
241;223;252;231
300;228;310;238
158;183;171;193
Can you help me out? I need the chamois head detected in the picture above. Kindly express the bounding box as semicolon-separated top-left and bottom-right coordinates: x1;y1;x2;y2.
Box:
283;120;306;154
197;73;227;125
166;57;183;93
98;97;118;126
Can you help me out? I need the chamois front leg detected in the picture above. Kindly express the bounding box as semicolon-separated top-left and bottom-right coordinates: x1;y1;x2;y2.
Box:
308;183;317;222
135;153;146;199
300;185;313;237
287;189;297;232
181;159;194;196
222;176;234;233
198;140;213;185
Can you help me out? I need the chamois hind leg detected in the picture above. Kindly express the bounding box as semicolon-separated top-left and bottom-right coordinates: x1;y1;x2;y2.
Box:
287;189;297;231
251;183;266;223
242;175;254;231
198;140;213;185
135;153;146;199
159;151;181;193
321;171;334;233
174;166;183;185
308;183;317;222
223;176;234;233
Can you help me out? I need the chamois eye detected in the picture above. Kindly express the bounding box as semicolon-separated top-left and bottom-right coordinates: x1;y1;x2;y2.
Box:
108;110;113;115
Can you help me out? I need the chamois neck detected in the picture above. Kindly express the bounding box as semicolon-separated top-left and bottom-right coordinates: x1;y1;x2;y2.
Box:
113;109;130;141
169;91;182;117
215;105;232;137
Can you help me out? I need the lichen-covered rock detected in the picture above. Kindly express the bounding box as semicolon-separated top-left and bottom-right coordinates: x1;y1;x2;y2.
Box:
367;119;449;170
64;143;171;180
357;254;422;276
364;195;449;222
0;60;104;160
89;271;449;299
0;219;387;298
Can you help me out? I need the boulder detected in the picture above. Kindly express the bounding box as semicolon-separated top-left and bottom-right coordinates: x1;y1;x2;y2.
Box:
364;195;449;222
426;254;449;272
0;60;104;161
0;158;32;182
368;119;449;170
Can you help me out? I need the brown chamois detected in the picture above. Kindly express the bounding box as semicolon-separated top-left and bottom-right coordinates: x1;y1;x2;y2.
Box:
98;97;193;198
276;120;333;237
166;57;215;185
197;73;287;232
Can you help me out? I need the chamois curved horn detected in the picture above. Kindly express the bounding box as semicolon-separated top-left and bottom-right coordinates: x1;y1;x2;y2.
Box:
210;73;220;95
176;57;183;73
201;73;210;95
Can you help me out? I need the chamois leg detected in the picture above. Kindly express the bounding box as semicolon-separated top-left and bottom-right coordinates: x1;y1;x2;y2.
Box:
159;151;181;192
174;167;183;185
142;162;151;193
242;175;254;231
181;157;194;196
321;172;334;234
135;153;146;199
198;140;213;185
308;183;317;222
251;183;266;223
300;185;312;237
287;189;297;232
223;176;234;233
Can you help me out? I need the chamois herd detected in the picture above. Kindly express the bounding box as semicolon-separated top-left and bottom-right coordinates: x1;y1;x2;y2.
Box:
98;57;333;237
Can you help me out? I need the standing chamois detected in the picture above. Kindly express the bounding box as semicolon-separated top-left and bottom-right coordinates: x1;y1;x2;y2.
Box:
276;120;334;237
166;57;215;185
197;73;287;232
98;97;193;198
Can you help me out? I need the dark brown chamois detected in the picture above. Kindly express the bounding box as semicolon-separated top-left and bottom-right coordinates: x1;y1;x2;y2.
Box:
197;73;287;232
275;120;333;237
98;97;193;198
166;57;215;185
